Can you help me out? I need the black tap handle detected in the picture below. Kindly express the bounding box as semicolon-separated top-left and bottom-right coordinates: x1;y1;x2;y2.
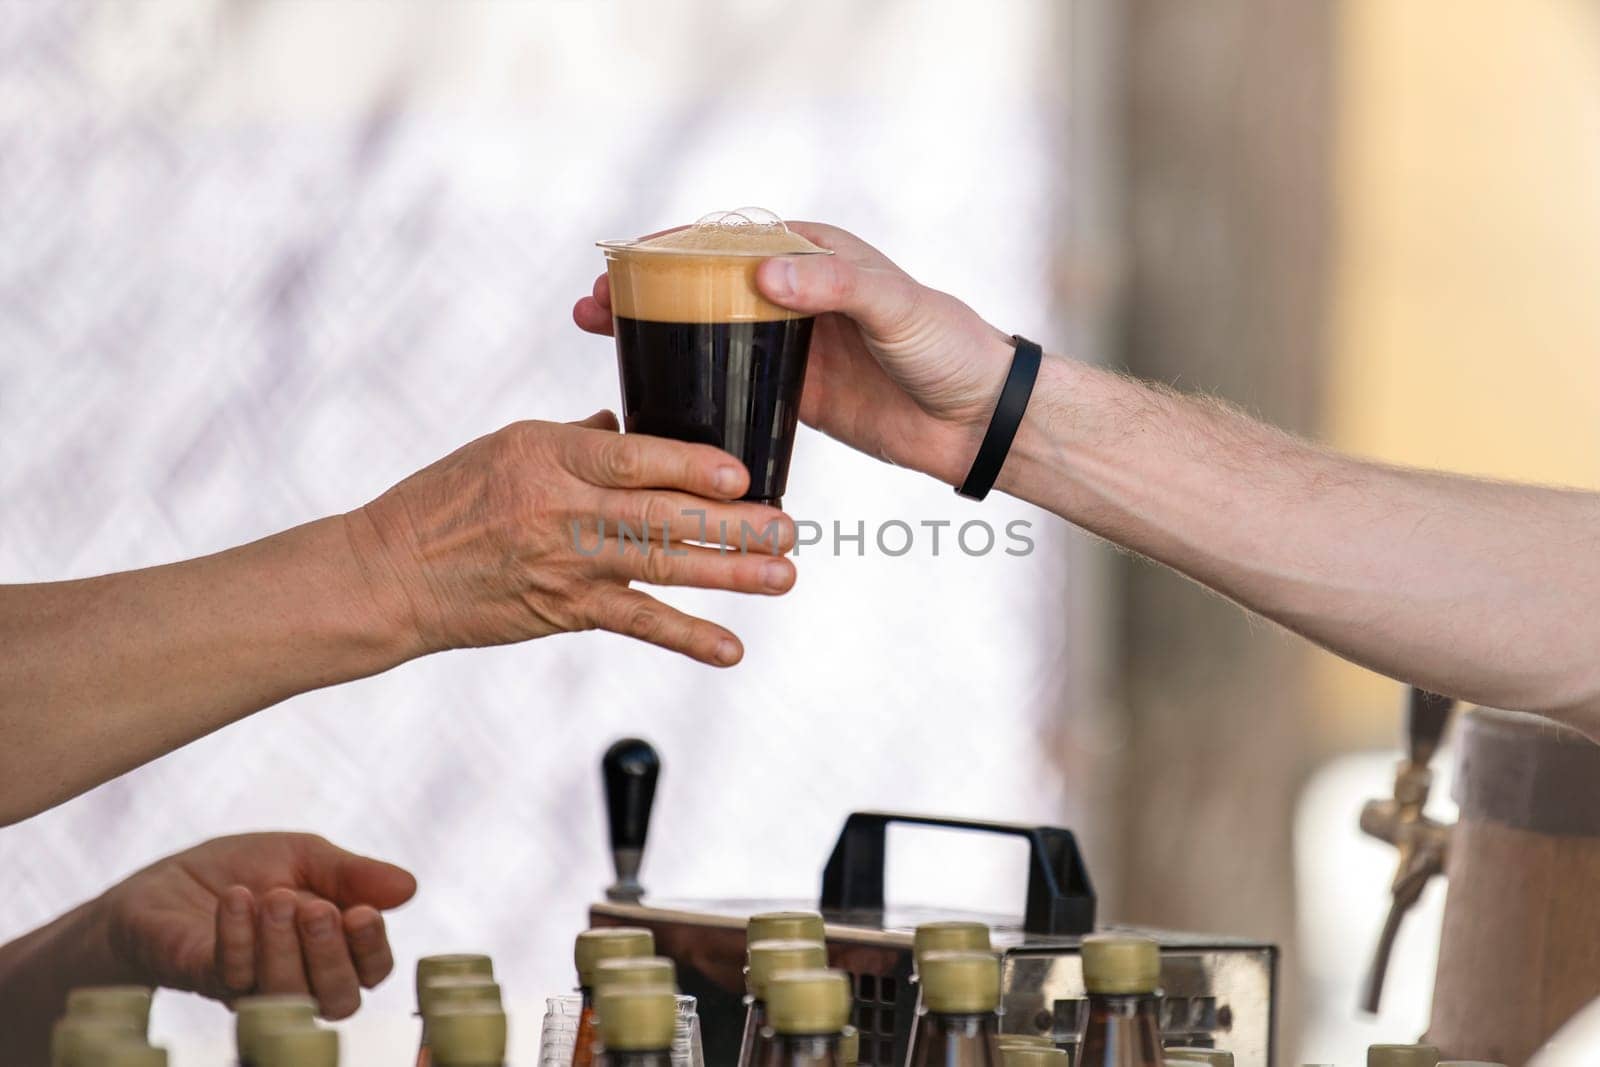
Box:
1406;689;1456;769
603;738;660;853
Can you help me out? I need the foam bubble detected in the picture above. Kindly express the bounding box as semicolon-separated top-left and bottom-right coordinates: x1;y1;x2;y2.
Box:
632;208;824;256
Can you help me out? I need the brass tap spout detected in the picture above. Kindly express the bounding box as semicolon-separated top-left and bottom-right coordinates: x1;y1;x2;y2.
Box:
1358;688;1456;1013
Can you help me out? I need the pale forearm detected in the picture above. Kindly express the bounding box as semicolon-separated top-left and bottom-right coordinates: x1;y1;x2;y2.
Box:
1000;356;1600;729
0;514;415;824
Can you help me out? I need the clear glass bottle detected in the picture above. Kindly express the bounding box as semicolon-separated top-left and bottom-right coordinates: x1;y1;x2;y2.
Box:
762;969;853;1067
1075;935;1164;1067
256;1026;338;1067
598;988;679;1067
904;951;1004;1067
574;928;657;1067
234;994;317;1067
1367;1046;1441;1067
432;1005;510;1067
415;954;495;1067
739;939;829;1067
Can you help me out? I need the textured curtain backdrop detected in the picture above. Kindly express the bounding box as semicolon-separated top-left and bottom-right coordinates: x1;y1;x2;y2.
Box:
0;3;1094;1061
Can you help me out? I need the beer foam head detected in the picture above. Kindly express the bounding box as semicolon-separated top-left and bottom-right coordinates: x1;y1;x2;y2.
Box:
600;207;829;322
631;208;825;256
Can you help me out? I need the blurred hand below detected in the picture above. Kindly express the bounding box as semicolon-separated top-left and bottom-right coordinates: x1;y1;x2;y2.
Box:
100;832;416;1019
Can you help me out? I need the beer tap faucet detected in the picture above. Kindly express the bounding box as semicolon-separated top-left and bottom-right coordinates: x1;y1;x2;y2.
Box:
1358;687;1457;1013
603;737;660;903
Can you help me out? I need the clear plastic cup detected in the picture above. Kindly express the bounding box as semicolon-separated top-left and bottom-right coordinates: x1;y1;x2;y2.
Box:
598;208;832;509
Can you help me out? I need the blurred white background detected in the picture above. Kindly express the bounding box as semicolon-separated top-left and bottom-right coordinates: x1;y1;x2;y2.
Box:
0;2;1097;1062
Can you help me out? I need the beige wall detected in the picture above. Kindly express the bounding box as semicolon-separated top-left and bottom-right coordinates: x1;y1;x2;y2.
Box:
1320;0;1600;741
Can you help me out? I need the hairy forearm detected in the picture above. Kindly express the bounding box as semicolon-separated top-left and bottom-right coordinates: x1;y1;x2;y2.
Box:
1000;356;1600;730
0;514;416;825
0;896;131;1066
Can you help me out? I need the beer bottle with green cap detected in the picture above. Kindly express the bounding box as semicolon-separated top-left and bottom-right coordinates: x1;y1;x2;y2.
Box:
415;955;495;1067
574;928;657;1067
1076;934;1162;1067
905;951;1003;1067
593;957;679;996
905;922;992;1067
840;1026;860;1067
233;994;317;1067
598;987;679;1067
432;1005;510;1067
740;939;830;1067
256;1026;338;1067
749;912;827;945
1000;1045;1070;1067
764;969;854;1067
51;1020;144;1067
423;976;504;1020
1367;1046;1441;1067
913;923;992;970
66;988;154;1037
83;1042;168;1067
1165;1050;1233;1067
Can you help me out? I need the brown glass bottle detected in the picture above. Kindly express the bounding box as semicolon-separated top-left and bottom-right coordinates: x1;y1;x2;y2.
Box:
903;923;993;1067
1076;935;1164;1067
761;969;853;1067
413;955;494;1067
574;928;656;1067
905;951;1003;1067
598;988;678;1067
739;939;829;1067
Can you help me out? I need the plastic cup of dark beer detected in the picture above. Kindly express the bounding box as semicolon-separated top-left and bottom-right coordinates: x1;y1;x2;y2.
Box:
598;208;831;508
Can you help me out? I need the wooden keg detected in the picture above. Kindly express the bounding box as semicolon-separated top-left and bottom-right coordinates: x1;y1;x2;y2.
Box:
1428;707;1600;1065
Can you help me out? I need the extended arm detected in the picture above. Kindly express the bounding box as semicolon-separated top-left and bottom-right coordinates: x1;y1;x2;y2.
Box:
573;223;1600;734
1000;355;1600;726
0;414;796;825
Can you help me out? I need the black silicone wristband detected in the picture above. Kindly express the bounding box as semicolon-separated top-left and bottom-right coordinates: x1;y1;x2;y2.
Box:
956;335;1043;501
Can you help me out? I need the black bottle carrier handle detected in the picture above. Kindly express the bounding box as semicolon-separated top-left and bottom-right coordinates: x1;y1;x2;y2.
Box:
819;811;1097;936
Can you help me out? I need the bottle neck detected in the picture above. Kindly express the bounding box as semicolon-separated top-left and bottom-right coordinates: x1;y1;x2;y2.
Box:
907;1011;1001;1067
1086;992;1161;1017
736;998;768;1067
1078;992;1163;1067
770;1032;843;1067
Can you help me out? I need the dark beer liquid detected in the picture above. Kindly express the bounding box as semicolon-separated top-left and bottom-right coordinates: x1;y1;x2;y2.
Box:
613;315;815;508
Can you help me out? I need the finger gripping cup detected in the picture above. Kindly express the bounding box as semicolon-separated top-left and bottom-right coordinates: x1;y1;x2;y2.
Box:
598;210;832;509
